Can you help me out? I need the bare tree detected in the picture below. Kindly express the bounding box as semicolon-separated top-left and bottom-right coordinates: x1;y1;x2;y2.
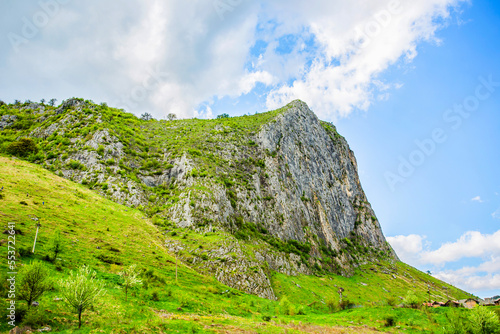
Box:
141;113;153;121
49;231;65;262
60;265;105;329
49;98;57;106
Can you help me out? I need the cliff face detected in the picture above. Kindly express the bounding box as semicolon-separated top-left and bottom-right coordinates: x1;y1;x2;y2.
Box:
0;99;397;299
256;101;388;251
167;101;391;250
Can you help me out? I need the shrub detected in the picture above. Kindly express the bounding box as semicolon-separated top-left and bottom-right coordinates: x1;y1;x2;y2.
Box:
340;299;352;310
443;310;468;334
403;290;420;309
6;138;38;157
387;296;397;306
13;119;34;130
326;297;339;312
67;160;84;170
384;316;396;327
468;306;500;334
21;307;48;328
279;296;295;315
151;290;160;301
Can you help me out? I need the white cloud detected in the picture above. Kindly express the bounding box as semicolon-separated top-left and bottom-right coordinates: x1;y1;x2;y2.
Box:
433;256;500;291
471;196;483;203
389;231;500;294
434;271;500;291
0;0;466;119
420;230;500;265
387;234;425;264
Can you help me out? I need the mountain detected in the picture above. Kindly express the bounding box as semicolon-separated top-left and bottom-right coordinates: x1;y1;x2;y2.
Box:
0;98;477;332
1;98;397;299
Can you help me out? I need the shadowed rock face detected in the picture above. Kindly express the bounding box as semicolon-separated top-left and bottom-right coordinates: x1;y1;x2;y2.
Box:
12;98;397;299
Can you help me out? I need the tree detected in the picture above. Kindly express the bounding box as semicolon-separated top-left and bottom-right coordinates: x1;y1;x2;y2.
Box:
49;231;65;262
48;98;57;106
6;138;38;157
141;112;153;121
59;265;105;329
216;113;230;119
118;264;142;301
166;113;177;121
40;99;46;104
18;261;50;310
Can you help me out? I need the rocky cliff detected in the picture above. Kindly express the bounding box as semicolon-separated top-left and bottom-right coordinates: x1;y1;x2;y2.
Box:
0;98;397;299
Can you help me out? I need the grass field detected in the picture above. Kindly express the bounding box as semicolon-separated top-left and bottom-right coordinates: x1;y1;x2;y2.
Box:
0;155;493;333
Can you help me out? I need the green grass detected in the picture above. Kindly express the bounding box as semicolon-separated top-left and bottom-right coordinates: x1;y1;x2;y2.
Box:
0;156;482;333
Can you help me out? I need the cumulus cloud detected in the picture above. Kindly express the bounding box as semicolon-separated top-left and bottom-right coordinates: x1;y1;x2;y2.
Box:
389;230;500;294
387;234;425;264
420;230;500;265
434;271;500;291
0;0;466;119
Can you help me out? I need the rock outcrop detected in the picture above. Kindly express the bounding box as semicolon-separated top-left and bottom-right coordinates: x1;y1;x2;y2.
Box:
1;98;397;299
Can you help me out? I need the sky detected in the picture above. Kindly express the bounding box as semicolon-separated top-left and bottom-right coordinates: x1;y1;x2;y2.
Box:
1;0;499;298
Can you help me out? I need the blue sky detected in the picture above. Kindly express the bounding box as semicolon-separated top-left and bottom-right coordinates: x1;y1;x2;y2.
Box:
1;0;499;297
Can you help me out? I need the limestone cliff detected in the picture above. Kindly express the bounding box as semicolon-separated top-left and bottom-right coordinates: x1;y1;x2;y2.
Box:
1;98;397;299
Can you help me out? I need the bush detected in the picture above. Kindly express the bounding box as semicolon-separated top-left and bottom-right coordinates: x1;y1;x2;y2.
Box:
279;296;292;315
67;160;84;170
151;290;160;301
443;310;468;334
468;306;500;334
384;316;396;327
387;296;398;306
403;291;420;309
22;307;48;328
339;299;352;310
326;297;339;312
6;138;38;157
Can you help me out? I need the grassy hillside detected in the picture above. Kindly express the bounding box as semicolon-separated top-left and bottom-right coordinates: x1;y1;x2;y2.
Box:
0;156;480;333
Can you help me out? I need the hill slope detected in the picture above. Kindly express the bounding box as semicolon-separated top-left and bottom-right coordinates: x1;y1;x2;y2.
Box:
1;99;397;299
0;156;474;333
